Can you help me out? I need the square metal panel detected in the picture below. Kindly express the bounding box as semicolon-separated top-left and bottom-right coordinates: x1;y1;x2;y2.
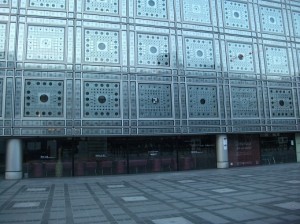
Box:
184;38;214;69
0;78;2;117
0;23;6;59
24;79;64;117
260;6;284;34
224;0;250;29
83;81;121;118
187;85;218;118
292;11;300;37
298;50;300;64
227;42;254;72
265;46;289;75
137;33;170;66
138;83;172;118
269;88;294;117
136;0;167;19
182;0;211;24
26;25;65;61
231;87;258;118
85;0;118;14
84;29;120;64
29;0;66;9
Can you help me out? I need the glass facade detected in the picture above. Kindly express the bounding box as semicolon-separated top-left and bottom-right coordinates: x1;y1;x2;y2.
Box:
0;0;299;177
23;136;217;177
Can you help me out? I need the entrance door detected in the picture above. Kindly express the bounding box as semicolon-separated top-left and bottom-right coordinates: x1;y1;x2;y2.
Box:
260;134;296;164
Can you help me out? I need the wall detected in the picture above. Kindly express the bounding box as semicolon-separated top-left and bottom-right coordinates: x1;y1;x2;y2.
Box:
0;0;299;137
228;135;260;167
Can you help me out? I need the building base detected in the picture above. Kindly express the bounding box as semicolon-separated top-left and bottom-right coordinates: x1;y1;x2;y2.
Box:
5;171;23;180
217;162;229;169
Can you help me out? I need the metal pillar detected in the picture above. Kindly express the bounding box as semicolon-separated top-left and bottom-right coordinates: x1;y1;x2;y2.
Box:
5;139;23;179
216;135;229;168
295;133;300;163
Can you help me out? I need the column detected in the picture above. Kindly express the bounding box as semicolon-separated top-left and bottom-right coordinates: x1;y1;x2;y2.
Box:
5;139;23;179
296;133;300;163
216;135;229;168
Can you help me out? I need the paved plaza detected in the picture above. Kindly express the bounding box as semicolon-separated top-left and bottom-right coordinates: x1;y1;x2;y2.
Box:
0;163;299;224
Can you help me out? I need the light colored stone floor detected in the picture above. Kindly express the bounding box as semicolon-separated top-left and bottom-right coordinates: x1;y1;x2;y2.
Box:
0;163;299;224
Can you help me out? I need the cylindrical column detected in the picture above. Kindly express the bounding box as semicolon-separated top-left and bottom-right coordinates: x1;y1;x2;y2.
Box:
295;133;300;163
5;139;23;179
216;135;229;168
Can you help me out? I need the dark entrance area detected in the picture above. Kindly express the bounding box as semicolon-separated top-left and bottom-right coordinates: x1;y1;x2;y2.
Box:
260;133;296;165
228;135;261;167
23;135;217;178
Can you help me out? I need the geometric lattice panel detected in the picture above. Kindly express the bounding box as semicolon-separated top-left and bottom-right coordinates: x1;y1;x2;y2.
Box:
136;0;167;19
298;50;300;63
265;46;289;75
138;83;172;118
231;87;258;117
85;0;119;14
137;33;169;66
84;29;120;64
187;85;218;118
227;42;254;72
269;89;294;117
224;0;250;29
0;23;6;59
83;81;121;118
29;0;66;9
182;0;210;24
260;6;284;34
0;79;2;116
184;38;214;69
26;26;65;61
292;11;300;36
24;80;64;117
85;0;118;14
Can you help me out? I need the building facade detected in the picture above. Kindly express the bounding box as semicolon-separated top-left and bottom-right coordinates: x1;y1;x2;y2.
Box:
0;0;299;179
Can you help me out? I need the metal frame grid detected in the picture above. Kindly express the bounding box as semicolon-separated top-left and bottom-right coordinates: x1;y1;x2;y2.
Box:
0;0;299;136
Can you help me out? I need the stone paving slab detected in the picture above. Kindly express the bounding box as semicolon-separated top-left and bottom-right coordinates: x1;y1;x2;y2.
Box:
0;163;299;224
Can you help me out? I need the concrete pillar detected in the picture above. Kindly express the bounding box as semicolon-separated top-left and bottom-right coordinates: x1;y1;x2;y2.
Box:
216;135;229;168
5;139;23;179
295;133;300;163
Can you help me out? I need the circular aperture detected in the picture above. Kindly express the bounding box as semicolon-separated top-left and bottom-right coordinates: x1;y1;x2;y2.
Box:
279;100;284;106
40;94;49;103
152;97;159;104
98;96;106;104
148;0;155;6
238;54;244;60
269;17;275;24
150;46;157;54
197;50;203;57
98;43;106;50
200;98;206;105
233;11;240;18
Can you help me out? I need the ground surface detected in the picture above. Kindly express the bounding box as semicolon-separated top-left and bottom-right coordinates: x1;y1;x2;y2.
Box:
0;163;299;224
